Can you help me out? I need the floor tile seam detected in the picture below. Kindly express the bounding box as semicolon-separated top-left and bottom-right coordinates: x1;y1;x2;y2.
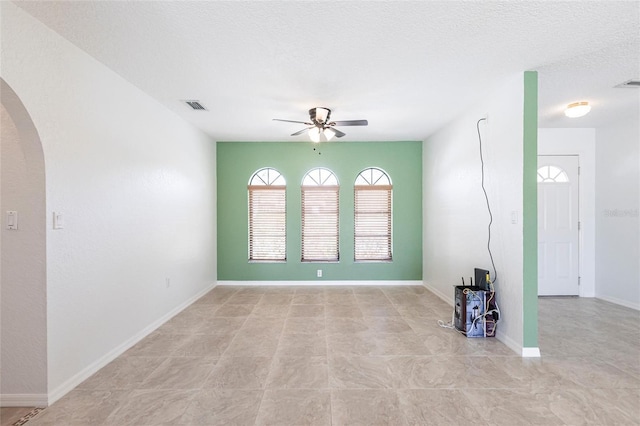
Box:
198;312;252;384
254;309;291;426
323;302;330;366
262;303;291;394
126;385;222;391
128;355;175;388
100;390;197;426
328;385;530;391
199;385;271;391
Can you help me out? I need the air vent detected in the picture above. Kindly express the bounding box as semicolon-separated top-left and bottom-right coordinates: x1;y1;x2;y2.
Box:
183;100;207;110
615;79;640;88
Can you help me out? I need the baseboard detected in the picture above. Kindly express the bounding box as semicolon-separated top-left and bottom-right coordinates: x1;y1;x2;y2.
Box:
217;280;423;286
422;281;454;306
47;282;216;405
596;295;640;311
521;347;541;357
490;326;522;356
0;393;48;407
424;282;529;357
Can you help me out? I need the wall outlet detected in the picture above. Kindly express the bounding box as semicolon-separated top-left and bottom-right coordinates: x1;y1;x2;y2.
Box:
316;269;322;278
165;278;171;288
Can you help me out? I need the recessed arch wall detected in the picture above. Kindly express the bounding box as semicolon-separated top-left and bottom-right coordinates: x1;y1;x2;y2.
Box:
0;78;48;406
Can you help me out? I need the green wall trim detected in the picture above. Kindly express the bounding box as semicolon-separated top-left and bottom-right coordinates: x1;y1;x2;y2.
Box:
217;141;423;281
523;71;539;348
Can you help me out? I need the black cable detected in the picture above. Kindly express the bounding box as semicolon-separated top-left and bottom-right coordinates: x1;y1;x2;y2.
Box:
476;118;497;284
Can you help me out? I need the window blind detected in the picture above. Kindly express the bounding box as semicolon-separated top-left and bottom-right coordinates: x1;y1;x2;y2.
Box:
301;186;339;261
354;185;392;261
248;185;286;261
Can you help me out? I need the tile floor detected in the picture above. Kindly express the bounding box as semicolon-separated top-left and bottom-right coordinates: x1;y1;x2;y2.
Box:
1;407;40;426
7;285;640;425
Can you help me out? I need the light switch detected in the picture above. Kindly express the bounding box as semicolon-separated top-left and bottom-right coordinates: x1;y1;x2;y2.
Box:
511;210;518;224
53;212;64;229
7;211;18;230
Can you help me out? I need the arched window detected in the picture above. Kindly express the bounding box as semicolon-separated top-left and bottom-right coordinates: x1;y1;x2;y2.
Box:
301;168;339;262
537;165;569;183
354;168;392;261
248;168;286;261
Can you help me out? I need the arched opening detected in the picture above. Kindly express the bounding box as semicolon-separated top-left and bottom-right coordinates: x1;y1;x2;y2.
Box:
1;78;48;406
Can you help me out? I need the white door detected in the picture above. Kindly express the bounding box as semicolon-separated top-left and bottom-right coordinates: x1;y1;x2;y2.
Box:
538;155;580;296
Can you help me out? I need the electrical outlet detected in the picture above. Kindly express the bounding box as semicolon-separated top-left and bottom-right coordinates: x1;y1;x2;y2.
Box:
316;269;322;278
166;278;171;288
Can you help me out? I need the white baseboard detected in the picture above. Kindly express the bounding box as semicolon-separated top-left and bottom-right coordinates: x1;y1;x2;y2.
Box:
217;280;423;286
0;393;48;407
596;295;640;311
522;347;541;357
493;327;522;356
46;282;216;405
422;281;454;306
424;281;530;357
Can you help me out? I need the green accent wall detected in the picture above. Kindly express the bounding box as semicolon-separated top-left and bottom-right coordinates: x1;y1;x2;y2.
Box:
523;71;539;348
217;141;422;281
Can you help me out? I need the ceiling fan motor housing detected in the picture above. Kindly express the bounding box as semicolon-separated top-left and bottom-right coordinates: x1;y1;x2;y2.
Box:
310;107;331;125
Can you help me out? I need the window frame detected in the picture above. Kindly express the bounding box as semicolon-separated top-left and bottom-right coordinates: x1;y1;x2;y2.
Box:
354;167;393;262
537;165;569;183
248;168;287;263
301;168;340;263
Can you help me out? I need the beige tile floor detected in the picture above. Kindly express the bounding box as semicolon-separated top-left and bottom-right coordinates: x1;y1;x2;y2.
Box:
1;407;40;426
8;285;640;425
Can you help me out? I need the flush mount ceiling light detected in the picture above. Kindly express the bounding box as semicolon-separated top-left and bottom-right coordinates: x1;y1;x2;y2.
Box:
564;101;591;118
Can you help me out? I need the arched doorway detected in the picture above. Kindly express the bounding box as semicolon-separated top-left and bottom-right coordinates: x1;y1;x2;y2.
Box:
1;78;48;406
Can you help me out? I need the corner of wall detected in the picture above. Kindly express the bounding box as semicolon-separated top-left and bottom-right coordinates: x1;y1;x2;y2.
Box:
522;71;539;349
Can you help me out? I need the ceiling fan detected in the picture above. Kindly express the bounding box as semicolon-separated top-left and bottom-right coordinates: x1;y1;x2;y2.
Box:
273;107;368;142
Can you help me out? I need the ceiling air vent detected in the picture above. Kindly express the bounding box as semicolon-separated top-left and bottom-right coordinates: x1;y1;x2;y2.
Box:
615;79;640;88
183;100;207;110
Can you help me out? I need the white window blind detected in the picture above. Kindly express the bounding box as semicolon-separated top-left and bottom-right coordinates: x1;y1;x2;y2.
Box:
354;168;392;261
301;168;339;262
248;168;286;262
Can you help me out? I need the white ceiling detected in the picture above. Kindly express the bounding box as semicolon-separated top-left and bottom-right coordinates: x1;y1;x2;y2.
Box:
14;1;640;142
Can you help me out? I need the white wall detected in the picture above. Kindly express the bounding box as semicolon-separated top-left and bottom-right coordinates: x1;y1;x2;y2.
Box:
423;73;526;354
1;96;48;405
538;128;596;297
595;110;639;310
1;2;217;403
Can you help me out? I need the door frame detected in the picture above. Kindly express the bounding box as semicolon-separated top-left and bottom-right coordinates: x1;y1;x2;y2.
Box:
538;129;596;298
537;155;580;296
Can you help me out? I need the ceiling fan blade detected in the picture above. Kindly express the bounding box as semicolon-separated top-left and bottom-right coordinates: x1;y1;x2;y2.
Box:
330;119;368;126
332;128;346;138
273;118;312;125
291;127;311;136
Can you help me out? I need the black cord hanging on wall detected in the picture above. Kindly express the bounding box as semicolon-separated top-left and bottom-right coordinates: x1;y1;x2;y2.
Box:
476;117;497;284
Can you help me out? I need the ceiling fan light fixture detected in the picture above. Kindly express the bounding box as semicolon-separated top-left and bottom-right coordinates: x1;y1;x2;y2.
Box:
324;128;336;141
309;127;321;143
275;107;367;141
564;101;591;118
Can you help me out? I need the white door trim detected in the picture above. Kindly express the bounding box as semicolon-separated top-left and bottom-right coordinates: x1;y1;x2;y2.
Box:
538;128;596;298
538;155;580;296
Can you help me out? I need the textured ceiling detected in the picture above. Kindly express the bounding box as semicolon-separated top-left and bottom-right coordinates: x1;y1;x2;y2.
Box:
13;1;640;142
